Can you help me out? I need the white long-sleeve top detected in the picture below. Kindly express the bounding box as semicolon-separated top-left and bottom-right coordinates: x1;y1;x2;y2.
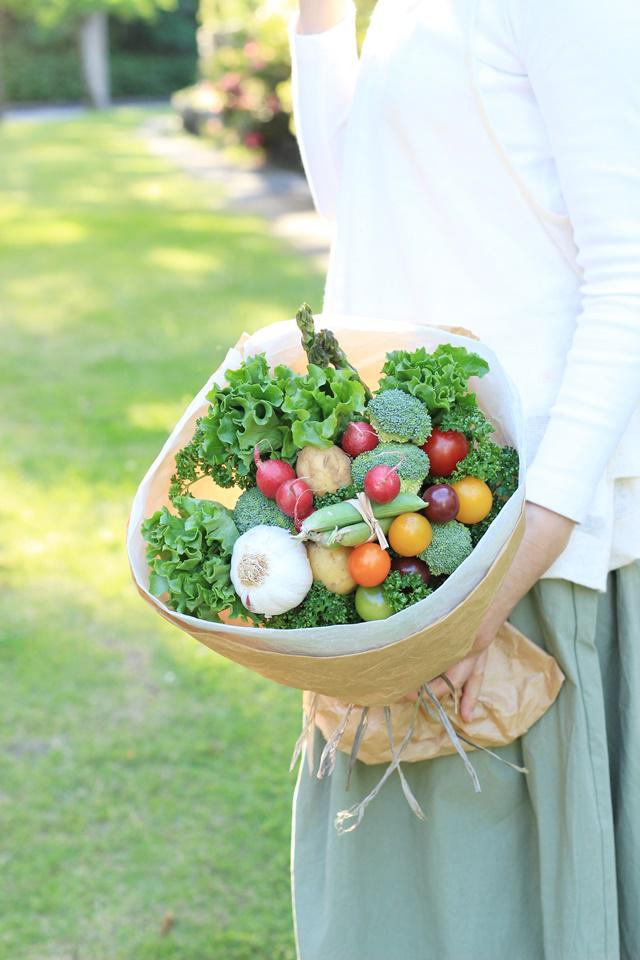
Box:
289;0;640;590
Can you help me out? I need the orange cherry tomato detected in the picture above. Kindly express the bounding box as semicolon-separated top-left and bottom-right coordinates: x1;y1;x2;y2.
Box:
348;542;391;587
388;513;433;557
450;477;493;525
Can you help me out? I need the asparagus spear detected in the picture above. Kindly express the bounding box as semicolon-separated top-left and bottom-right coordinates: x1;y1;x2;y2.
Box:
295;303;372;400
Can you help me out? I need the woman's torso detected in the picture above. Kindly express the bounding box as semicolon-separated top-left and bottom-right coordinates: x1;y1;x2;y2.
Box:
322;0;640;589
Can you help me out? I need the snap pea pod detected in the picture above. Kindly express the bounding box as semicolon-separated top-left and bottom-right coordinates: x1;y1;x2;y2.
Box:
326;517;393;548
301;492;425;536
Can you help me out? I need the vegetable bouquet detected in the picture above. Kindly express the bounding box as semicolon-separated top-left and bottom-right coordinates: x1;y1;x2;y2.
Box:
128;309;563;830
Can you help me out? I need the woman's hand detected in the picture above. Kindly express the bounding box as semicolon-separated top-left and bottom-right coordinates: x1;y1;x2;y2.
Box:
405;501;575;722
298;0;351;34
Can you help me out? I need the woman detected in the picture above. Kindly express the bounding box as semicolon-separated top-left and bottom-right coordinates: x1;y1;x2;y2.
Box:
287;1;640;958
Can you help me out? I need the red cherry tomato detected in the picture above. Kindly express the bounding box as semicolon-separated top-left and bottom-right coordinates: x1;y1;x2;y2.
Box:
348;542;391;587
422;429;469;477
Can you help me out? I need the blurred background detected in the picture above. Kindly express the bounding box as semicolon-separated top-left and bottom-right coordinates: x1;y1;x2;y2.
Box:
0;2;374;959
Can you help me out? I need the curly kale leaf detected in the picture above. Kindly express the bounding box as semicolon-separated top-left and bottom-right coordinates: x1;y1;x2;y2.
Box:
313;483;357;510
469;501;503;547
267;582;361;629
141;495;251;623
432;441;519;546
382;571;432;613
170;353;367;499
436;400;495;441
447;441;519;501
378;344;489;414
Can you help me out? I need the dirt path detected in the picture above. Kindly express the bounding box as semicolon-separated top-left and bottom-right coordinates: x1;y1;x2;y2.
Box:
141;112;332;274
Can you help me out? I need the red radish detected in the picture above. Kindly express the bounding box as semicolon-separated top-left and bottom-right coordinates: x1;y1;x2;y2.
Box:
276;477;314;521
341;421;379;458
364;464;401;503
253;446;296;500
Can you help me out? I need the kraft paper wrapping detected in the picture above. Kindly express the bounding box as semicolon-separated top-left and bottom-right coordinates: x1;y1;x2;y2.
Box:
307;622;565;765
128;315;545;709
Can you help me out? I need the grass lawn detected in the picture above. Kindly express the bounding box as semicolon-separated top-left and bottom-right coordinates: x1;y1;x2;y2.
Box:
0;108;323;960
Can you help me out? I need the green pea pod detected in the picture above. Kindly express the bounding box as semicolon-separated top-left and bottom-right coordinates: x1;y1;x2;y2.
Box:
301;493;425;536
308;517;393;548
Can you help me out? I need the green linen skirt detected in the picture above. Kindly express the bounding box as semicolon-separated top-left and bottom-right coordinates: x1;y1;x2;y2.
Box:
291;563;640;960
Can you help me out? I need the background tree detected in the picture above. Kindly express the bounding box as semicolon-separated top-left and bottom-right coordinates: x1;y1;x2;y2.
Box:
0;0;177;109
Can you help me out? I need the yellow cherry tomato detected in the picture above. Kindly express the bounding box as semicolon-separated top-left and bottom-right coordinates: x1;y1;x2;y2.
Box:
451;477;493;524
388;512;433;557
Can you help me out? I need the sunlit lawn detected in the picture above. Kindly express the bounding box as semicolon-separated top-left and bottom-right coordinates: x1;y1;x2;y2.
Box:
0;107;323;960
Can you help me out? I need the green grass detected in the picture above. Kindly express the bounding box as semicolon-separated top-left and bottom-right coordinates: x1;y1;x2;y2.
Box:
0;108;323;960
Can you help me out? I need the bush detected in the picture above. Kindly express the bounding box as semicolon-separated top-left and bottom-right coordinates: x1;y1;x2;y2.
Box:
174;0;377;167
1;1;198;104
111;53;196;97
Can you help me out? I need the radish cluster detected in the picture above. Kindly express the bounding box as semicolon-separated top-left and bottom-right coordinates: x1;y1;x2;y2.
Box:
254;446;314;526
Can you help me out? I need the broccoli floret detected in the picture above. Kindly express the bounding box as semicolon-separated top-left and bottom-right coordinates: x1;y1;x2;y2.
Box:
233;487;294;535
419;521;473;576
366;389;432;444
351;442;430;495
268;582;361;629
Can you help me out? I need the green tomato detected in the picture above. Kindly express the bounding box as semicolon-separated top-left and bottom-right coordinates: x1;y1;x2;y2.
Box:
355;585;394;621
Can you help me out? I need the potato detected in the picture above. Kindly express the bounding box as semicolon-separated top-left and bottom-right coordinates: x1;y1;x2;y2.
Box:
306;543;356;595
296;444;352;495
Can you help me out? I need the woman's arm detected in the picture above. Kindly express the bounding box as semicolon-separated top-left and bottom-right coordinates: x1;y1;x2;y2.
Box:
416;0;640;718
298;0;352;34
424;503;574;721
514;0;640;523
289;1;360;218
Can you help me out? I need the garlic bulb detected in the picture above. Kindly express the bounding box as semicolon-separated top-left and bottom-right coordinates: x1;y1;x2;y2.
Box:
230;525;312;617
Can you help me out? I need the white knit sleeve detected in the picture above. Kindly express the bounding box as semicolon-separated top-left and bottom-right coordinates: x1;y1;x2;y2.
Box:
288;3;359;220
512;0;640;523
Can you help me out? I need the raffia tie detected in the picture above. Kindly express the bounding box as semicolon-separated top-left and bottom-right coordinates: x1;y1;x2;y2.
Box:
346;492;390;550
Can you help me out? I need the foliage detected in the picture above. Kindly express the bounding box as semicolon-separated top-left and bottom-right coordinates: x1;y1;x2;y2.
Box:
0;0;197;103
445;442;519;546
267;582;360;629
382;571;432;613
0;0;177;28
431;398;519;546
419;521;473;576
175;0;377;163
233;485;294;534
447;441;519;501
142;495;247;621
0;108;321;958
378;344;489;415
351;442;430;495
170;353;367;496
313;483;357;510
436;401;495;440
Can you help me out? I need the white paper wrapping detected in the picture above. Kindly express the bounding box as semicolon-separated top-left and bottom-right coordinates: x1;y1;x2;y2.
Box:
127;315;526;656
